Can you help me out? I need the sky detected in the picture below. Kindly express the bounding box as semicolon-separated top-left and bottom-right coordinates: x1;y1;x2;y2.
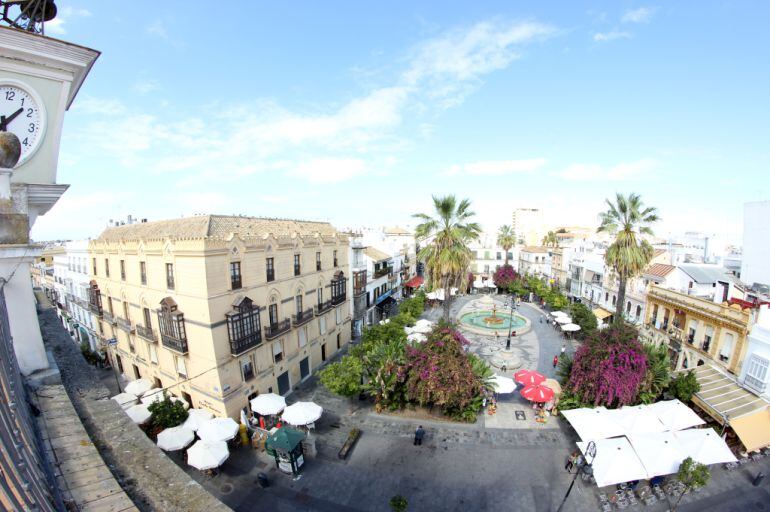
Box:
30;1;770;245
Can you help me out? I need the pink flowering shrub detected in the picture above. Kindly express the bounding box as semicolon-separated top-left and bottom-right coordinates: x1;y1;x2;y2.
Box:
567;324;648;407
493;265;519;290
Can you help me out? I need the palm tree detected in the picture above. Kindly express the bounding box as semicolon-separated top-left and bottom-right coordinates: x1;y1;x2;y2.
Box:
541;231;558;248
497;225;516;266
414;195;481;321
598;193;660;323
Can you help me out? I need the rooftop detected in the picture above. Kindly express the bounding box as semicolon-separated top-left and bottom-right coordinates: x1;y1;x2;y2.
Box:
384;226;412;236
680;264;738;285
645;263;677;279
520;246;549;253
95;215;340;242
364;247;391;262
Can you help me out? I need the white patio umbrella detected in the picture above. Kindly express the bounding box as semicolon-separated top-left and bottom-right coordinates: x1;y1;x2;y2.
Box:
426;291;438;300
606;405;667;436
142;387;161;398
578;437;650;487
674;428;737;465
553;311;570;317
198;417;239;442
560;323;581;332
111;392;138;410
125;404;152;425
491;375;516;394
647;399;706;431
182;408;213;432
407;332;427;343
141;392;190;409
156;425;195;451
282;401;323;426
187;440;229;471
250;393;286;416
412;319;434;334
628;431;688;478
555;316;572;324
124;378;153;396
473;280;486;289
562;407;625;441
483;280;496;288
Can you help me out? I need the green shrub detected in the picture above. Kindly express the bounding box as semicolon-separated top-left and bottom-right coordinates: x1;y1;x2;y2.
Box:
389;495;408;512
668;370;700;402
148;393;188;429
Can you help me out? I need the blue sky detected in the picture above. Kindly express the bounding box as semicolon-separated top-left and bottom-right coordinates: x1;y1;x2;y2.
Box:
31;2;770;244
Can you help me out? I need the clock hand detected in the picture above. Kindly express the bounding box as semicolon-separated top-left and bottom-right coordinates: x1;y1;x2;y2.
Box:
0;107;24;130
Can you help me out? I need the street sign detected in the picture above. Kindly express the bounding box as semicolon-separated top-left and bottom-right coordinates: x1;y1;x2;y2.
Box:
105;338;118;346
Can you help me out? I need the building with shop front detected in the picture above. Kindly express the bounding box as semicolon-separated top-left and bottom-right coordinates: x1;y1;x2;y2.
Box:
87;215;351;419
362;246;397;325
470;232;517;277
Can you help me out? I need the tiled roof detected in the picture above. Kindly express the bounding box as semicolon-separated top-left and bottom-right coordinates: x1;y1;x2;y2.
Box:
364;247;391;262
653;248;667;258
96;215;339;242
384;226;412;235
645;263;676;278
520;246;549;253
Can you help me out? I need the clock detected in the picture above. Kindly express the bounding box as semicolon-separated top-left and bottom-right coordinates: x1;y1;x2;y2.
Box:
0;79;46;167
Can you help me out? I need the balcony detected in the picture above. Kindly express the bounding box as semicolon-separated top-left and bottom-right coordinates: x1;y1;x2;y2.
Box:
264;318;291;340
103;311;117;324
116;316;134;333
744;375;767;394
373;267;391;279
315;300;332;315
136;324;157;342
161;333;188;354
293;308;314;327
332;293;347;306
229;332;262;356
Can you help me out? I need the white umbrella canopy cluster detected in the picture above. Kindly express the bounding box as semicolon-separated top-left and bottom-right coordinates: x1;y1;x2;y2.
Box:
406;319;434;335
675;428;737;465
124;378;153;396
578;437;650;487
157;425;195;451
187;440;229;471
491;375;516;394
560;323;581;332
198;417;239;442
553;311;570;318
647;399;706;431
249;393;286;416
407;332;427;343
182;409;213;431
125;404;152;424
555;316;572;324
111;392;138;410
282;401;323;426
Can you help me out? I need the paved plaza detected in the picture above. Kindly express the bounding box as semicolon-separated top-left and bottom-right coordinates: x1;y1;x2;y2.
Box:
165;295;770;512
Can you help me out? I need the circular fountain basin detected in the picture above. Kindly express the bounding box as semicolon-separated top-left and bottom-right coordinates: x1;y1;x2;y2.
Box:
459;310;530;336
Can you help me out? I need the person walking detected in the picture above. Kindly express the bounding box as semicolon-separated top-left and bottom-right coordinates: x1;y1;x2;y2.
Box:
561;343;566;355
565;451;578;472
553;355;559;368
414;425;425;446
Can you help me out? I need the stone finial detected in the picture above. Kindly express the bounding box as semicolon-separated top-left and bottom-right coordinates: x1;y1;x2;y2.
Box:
0;132;21;168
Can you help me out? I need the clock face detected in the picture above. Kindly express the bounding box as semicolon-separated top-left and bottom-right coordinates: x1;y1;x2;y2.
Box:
0;82;45;166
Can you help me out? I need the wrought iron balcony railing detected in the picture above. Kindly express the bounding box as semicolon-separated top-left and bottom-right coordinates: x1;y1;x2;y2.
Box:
315;300;332;315
373;267;391;279
331;293;347;306
292;308;314;327
229;332;262;356
116;317;134;333
102;311;116;324
264;318;291;340
136;324;157;342
161;333;188;354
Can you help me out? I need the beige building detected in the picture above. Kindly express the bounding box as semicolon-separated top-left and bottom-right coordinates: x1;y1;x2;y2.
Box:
511;208;544;246
88;215;351;419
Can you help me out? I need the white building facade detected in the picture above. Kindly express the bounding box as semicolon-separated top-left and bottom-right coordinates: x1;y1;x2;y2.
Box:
741;201;770;289
739;305;770;398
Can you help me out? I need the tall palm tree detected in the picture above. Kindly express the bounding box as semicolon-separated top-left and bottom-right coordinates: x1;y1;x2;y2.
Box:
598;193;660;323
414;195;481;321
496;225;516;266
541;231;559;248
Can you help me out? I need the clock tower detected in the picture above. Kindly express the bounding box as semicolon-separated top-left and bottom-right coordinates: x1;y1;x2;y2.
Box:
0;24;99;375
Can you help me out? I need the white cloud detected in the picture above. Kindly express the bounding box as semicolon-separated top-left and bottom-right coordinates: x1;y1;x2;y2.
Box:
146;21;169;39
559;158;657;181
31;190;132;241
287;158;367;183
622;7;655;24
43;6;91;35
593;31;632;42
133;79;161;94
445;158;547;176
71;96;127;115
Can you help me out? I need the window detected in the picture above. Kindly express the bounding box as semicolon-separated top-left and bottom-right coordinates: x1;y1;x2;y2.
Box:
298;326;307;348
269;303;278;326
605;292;609;302
319;316;327;335
230;261;242;290
507;252;513;260
105;258;110;278
108;297;114;314
149;344;158;364
337;333;341;350
294;254;301;276
317;287;323;305
273;341;283;363
496;252;502;260
745;355;769;391
703;326;714;352
333;250;338;268
143;307;152;328
316;252;321;271
175;356;187;378
226;297;262;354
166;263;175;289
158;297;187;344
266;258;275;282
140;261;147;285
719;333;734;363
120;260;126;281
241;357;255;381
336;306;342;325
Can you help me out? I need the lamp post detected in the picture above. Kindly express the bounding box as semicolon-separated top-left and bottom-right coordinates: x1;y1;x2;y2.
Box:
557;441;596;512
505;295;516;350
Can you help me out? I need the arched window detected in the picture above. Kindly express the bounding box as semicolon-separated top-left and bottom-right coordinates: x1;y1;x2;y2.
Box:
158;297;187;353
227;297;261;355
626;301;632;314
635;305;641;319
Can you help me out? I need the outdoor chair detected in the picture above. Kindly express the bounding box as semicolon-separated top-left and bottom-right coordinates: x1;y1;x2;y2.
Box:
600;503;612;512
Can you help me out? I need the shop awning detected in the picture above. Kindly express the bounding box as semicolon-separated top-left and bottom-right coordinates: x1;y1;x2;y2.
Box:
729;408;770;452
593;307;613;320
405;276;424;288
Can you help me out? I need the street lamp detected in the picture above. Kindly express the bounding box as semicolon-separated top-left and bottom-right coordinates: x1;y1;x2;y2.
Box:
556;441;596;512
505;295;516;350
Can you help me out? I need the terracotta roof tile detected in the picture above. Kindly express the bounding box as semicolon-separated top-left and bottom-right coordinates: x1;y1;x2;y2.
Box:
645;263;676;278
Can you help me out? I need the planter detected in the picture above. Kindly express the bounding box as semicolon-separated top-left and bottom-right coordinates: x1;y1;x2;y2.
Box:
338;428;361;460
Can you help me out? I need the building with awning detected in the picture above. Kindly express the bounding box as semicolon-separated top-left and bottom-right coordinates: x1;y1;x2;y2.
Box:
683;364;770;452
593;307;613;326
404;276;424;288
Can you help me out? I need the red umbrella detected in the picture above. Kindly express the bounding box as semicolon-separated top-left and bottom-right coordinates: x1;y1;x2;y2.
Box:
520;384;554;403
514;369;546;386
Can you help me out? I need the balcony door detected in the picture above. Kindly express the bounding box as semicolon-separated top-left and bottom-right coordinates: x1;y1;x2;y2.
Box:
277;371;290;395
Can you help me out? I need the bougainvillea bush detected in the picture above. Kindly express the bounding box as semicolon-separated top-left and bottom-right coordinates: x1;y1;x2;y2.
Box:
493;265;519;290
567;324;648;407
403;326;484;421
